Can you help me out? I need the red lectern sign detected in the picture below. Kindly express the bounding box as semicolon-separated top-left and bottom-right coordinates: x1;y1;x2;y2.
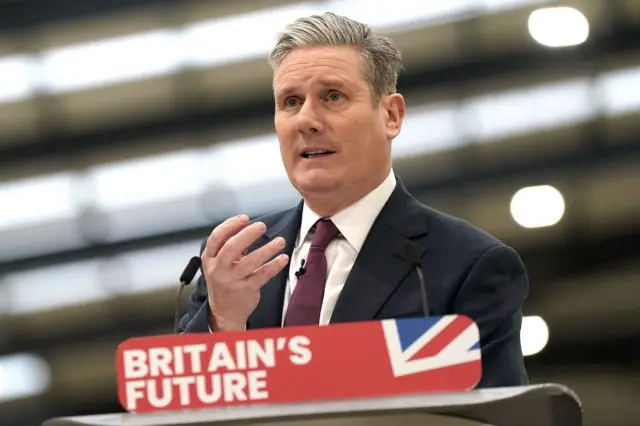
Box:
115;316;482;413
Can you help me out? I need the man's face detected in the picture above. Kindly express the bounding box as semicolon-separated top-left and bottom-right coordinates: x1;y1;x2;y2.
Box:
273;45;404;209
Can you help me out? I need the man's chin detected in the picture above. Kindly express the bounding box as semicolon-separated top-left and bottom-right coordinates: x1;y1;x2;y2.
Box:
293;170;341;194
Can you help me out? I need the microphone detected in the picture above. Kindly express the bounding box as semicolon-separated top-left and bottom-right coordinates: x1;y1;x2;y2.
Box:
175;256;202;334
294;259;306;279
403;242;429;317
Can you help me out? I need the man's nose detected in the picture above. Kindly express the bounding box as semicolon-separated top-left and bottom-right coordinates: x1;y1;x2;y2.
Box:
295;101;324;135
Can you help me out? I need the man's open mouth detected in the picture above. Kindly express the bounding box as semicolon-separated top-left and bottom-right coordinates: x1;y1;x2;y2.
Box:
301;150;335;159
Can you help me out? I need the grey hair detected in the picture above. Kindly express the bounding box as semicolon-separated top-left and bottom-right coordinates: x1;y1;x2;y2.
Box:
268;12;403;103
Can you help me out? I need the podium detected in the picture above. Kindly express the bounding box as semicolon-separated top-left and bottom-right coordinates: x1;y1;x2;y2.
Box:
43;383;581;426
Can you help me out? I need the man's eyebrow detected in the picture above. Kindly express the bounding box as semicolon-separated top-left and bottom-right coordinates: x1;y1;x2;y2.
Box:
275;86;296;97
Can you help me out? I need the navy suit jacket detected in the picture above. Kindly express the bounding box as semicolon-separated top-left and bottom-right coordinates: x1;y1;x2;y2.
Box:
179;176;529;388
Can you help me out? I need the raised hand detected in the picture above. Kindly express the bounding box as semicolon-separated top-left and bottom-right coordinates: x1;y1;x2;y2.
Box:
201;214;289;331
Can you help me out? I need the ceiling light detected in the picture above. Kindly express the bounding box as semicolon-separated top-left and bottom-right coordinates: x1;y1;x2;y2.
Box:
528;6;589;47
521;315;549;356
0;353;51;401
510;185;565;228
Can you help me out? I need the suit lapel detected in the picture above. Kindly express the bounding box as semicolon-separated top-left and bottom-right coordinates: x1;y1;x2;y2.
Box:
330;177;429;323
247;202;303;329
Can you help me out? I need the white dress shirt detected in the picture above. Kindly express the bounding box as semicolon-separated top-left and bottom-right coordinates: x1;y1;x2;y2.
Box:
282;170;397;326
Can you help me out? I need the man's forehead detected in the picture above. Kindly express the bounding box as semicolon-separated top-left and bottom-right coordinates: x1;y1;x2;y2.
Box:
273;52;363;94
275;75;349;92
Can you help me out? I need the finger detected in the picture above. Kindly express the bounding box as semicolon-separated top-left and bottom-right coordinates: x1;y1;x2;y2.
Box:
245;254;289;288
235;236;286;278
202;214;250;258
202;214;249;258
217;221;269;264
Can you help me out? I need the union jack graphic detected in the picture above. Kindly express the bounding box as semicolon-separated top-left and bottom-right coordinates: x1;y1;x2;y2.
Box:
382;315;481;377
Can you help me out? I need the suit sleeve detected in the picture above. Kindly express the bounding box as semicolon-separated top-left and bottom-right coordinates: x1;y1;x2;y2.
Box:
452;244;529;388
177;241;211;334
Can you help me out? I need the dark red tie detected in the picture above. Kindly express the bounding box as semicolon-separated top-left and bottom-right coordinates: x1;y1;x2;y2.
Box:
284;219;339;326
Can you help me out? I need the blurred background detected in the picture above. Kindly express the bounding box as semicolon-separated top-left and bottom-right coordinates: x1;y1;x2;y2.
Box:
0;0;638;425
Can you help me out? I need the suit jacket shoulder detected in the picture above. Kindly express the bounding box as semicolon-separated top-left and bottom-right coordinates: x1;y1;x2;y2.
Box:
423;204;505;253
418;204;516;283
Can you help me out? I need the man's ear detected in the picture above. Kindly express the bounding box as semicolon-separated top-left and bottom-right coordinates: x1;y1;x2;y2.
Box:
384;93;406;140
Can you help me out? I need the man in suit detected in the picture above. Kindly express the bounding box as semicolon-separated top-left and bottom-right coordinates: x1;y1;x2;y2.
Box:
179;12;529;388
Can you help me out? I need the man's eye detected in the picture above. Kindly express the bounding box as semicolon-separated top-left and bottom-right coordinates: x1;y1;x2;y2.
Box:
285;98;299;107
328;92;342;101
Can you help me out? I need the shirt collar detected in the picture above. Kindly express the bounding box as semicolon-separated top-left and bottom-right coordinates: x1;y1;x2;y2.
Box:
296;169;397;253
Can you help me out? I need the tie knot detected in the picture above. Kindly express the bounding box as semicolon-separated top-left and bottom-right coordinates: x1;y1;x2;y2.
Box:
311;219;339;249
